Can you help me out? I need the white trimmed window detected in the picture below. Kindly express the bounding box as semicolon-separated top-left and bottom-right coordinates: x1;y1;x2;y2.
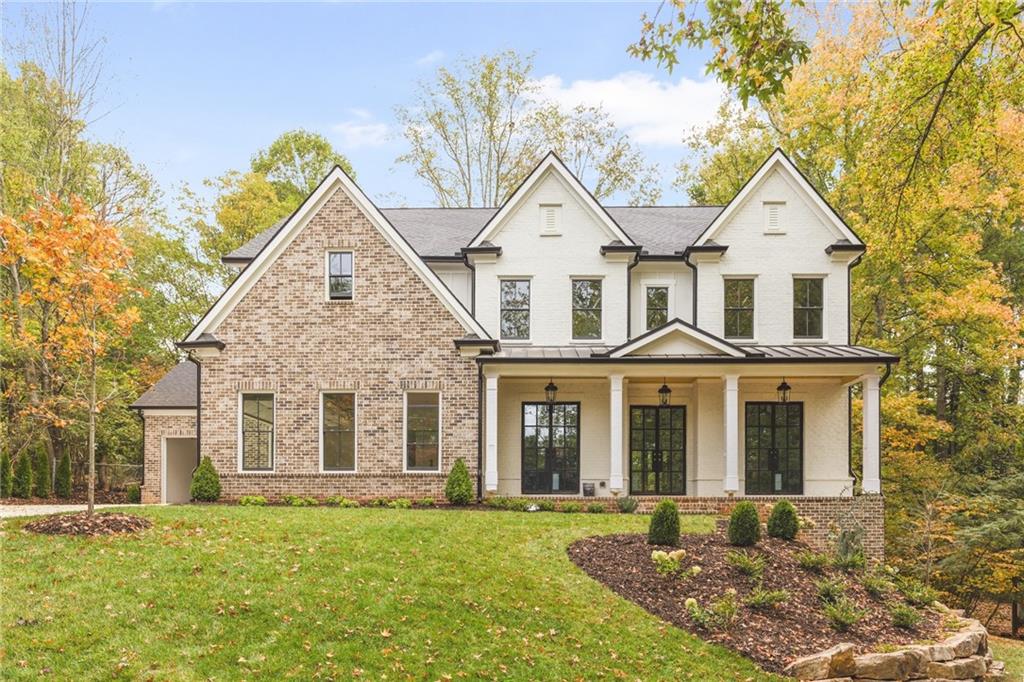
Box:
240;393;274;471
793;277;825;339
326;251;353;300
499;279;531;340
321;393;356;472
404;392;440;472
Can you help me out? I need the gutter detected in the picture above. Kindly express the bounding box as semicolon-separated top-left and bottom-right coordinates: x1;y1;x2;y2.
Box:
476;363;484;502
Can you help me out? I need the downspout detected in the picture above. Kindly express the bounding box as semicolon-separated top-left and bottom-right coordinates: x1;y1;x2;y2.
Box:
136;410;145;487
462;253;477;317
682;251;698;325
186;351;202;471
626;253;639;338
476;361;484;502
877;361;893;495
846;253;864;482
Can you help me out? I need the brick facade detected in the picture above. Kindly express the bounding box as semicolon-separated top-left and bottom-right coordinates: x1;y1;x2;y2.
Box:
140;413;196;504
196;187;479;500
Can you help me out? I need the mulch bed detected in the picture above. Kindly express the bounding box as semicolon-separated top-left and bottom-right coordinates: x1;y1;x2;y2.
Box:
23;512;151;536
568;528;945;674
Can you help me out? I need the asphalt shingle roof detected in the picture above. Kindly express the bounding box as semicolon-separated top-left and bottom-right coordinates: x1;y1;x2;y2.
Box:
222;206;725;262
131;362;197;409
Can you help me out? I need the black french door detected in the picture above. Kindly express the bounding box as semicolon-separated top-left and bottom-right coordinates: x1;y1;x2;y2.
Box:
522;402;580;494
629;406;686;495
744;402;803;494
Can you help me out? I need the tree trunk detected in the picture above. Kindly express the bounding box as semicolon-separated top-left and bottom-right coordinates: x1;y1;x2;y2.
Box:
87;350;96;516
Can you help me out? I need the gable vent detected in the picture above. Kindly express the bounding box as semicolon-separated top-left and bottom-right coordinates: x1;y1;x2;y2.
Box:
540;204;562;236
764;201;785;234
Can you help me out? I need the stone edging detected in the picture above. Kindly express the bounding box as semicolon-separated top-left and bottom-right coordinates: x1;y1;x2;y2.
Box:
783;603;1007;681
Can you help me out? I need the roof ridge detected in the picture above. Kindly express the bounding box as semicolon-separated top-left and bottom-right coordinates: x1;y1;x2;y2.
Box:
377;204;726;211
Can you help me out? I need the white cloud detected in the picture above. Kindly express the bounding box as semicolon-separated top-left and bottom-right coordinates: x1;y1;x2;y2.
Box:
532;72;725;146
415;49;445;67
331;109;391;149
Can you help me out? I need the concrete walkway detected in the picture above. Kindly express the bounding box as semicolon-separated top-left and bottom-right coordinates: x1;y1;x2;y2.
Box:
0;504;126;519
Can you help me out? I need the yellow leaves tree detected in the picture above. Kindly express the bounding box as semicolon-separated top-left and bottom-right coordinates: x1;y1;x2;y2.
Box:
1;195;139;513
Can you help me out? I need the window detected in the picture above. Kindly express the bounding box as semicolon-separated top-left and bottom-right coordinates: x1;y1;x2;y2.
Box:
763;201;785;234
240;394;274;471
540;204;562;235
572;279;602;339
500;279;530;340
405;393;440;472
645;286;669;330
793;277;824;338
745;402;803;494
322;393;355;471
327;251;353;300
724;278;754;339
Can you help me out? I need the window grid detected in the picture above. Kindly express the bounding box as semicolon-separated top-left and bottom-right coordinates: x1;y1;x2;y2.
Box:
645;286;669;330
571;279;602;340
724;278;754;339
793;278;824;338
499;279;531;340
322;393;356;472
328;252;353;300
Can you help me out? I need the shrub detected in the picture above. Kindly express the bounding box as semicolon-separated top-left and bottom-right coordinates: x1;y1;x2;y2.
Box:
388;498;412;509
507;498;532;511
0;451;12;498
823;596;866;631
444;458;473;506
239;495;267;506
745;586;790;610
586;503;605;514
727;501;761;546
833;550;866;572
33;448;51;498
651;549;686;576
835;528;864;566
861;572;893;599
326;496;359;508
560;502;583;513
189;456;221;502
368;497;389;508
684;590;740;631
616;496;638;514
54;452;72;499
648;499;680;546
815;577;846;604
535;499;556;512
766;500;799;540
12;454;33;499
415;498;435;507
796;550;830;573
898;577;939;607
126;484;141;504
725;549;766;580
890;604;922;630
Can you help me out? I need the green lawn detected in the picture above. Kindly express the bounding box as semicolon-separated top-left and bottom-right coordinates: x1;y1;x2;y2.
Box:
991;636;1024;679
1;507;778;680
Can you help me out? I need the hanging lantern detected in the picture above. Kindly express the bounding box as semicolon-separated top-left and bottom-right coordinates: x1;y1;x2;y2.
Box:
545;379;558;403
658;381;672;407
776;378;792;404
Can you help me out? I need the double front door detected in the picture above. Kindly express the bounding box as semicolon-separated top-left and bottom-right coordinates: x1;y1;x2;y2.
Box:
630;406;686;495
522;402;580;494
745;402;803;494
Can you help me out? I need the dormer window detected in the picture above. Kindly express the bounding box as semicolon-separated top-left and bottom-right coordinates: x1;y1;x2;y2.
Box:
540;204;562;236
327;251;353;300
763;201;785;234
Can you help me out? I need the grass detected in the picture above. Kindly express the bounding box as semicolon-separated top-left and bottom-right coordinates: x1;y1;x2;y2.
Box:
991;636;1024;679
0;507;780;680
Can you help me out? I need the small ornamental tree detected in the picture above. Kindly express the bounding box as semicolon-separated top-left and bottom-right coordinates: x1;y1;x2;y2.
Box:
190;456;221;502
767;500;799;540
55;452;72;499
648;499;681;546
0;451;12;498
728;501;761;546
12;454;33;499
445;458;473;506
33;447;52;498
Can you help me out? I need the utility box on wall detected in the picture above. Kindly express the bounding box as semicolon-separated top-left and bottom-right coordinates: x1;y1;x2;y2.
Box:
582;483;596;497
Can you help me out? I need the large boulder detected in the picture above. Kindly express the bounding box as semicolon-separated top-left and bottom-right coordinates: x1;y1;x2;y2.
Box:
943;620;987;657
783;643;856;680
851;651;921;680
924;654;988;680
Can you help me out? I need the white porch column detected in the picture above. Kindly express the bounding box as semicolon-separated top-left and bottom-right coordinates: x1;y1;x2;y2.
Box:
862;374;881;494
724;374;739;494
485;373;499;492
609;374;624;492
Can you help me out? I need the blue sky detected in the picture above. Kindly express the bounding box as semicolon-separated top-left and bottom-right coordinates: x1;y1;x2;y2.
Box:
4;2;724;208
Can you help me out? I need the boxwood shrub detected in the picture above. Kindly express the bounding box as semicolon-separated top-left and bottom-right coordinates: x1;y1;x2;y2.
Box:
189;456;221;502
444;458;473;506
727;501;761;546
648;499;680;546
766;500;799;540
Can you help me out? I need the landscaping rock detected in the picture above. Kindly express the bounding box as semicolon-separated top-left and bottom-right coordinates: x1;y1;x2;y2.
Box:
924;655;987;680
784;643;856;680
943;622;986;658
852;651;920;680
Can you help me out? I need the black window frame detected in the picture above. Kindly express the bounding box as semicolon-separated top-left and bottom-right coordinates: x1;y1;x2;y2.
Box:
521;401;581;495
405;392;440;472
629;405;686;495
499;279;531;340
744;401;803;495
240;393;274;471
571;278;602;340
327;251;354;301
321;392;356;472
645;286;669;330
793;277;824;339
723;277;755;340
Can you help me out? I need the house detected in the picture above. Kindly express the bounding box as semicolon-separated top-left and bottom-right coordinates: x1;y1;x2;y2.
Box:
132;149;896;557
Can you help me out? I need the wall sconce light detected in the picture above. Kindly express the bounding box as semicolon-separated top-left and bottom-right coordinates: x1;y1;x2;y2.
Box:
545;379;558;403
777;378;792;403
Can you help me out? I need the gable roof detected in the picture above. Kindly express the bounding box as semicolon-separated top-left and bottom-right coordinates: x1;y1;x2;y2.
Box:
601;318;749;359
130;362;197;409
692;148;862;247
184;166;490;344
467;152;635;248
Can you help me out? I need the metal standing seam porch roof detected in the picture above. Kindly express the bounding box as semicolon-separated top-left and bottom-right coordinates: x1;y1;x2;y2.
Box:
222;206;727;262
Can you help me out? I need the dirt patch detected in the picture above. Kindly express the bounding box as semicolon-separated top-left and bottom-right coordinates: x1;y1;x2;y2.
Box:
567;529;946;673
1;488;133;506
24;512;151;536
